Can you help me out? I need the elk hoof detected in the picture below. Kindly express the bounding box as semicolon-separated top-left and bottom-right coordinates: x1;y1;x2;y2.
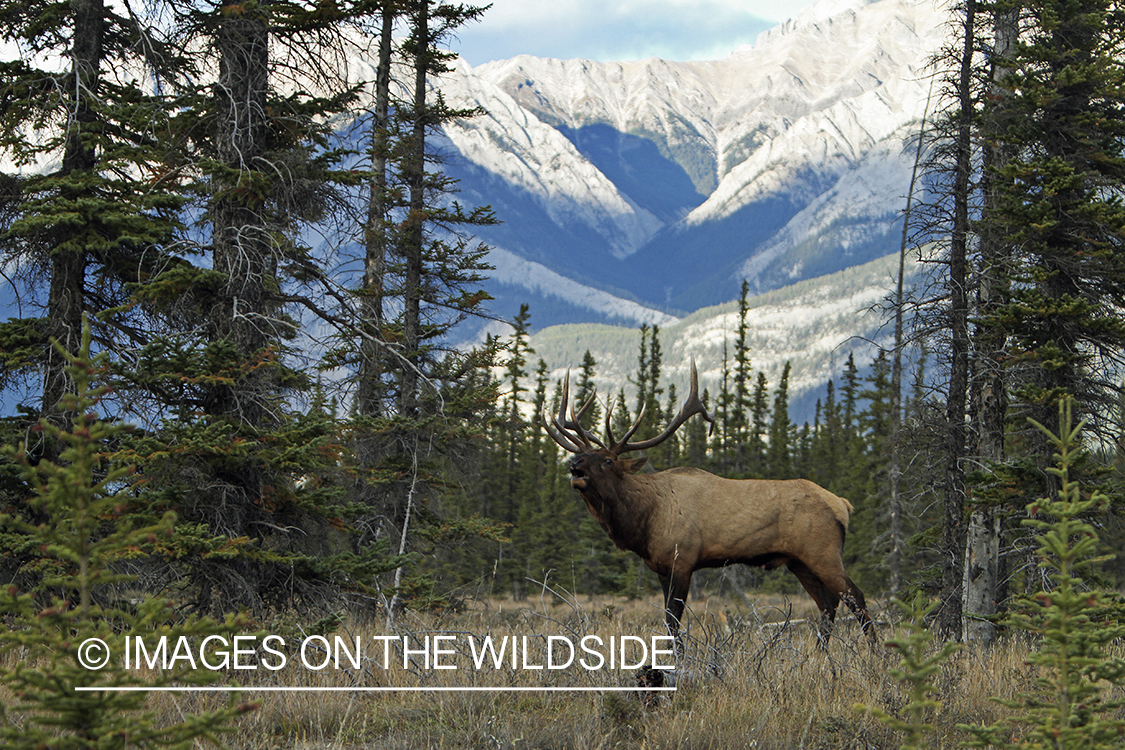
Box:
636;666;676;688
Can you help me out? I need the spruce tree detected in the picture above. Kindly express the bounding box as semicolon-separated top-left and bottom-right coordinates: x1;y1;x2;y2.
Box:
731;280;753;473
749;371;770;475
499;306;533;598
119;0;373;613
575;349;601;432
0;0;184;429
0;322;246;750
962;401;1125;748
653;382;679;467
767;362;792;478
849;351;895;589
711;343;733;469
682;389;711;467
503;304;533;512
334;0;498;613
811;379;842;490
981;0;1125;473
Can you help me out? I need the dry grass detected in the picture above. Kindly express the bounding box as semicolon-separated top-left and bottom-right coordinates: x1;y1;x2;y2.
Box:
2;592;1119;749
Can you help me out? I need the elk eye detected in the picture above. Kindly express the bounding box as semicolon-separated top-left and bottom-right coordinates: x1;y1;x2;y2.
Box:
603;458;613;467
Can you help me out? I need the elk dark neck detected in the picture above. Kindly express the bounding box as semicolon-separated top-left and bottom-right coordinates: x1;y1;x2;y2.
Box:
578;478;655;556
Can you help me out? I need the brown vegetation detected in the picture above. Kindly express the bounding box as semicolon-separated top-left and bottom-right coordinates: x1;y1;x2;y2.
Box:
3;593;1101;749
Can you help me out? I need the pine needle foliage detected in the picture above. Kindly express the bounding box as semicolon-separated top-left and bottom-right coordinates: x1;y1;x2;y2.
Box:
961;398;1125;749
857;593;961;750
0;320;249;750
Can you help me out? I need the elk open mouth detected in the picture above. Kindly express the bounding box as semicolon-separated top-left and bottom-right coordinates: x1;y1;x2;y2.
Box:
569;467;588;490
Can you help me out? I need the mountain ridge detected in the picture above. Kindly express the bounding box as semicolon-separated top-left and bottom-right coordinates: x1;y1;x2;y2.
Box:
420;0;948;327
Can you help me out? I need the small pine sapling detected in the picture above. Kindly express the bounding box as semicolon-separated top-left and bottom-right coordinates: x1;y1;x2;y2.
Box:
0;319;252;750
856;593;960;750
961;398;1125;749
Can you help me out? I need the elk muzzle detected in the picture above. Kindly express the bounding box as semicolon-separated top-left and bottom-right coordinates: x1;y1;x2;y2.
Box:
568;455;591;490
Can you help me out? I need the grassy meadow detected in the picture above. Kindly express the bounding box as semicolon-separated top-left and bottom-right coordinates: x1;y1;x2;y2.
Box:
3;591;1108;749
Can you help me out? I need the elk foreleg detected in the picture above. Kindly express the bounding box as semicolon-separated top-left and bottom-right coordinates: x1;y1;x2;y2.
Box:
658;570;692;650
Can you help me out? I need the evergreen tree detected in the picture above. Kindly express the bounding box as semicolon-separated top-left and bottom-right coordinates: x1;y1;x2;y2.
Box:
767;362;792;478
351;0;498;613
980;0;1125;473
575;349;601;432
610;388;632;440
962;401;1125;748
116;0;388;614
749;371;770;475
0;0;360;613
849;350;895;590
624;324;665;456
527;358;551;503
503;304;533;506
499;306;533;598
652;382;679;467
683;388;712;467
863;350;894;456
711;343;733;469
633;323;650;420
647;325;664;421
0;323;246;750
792;421;813;479
355;0;401;423
841;352;861;430
811;379;842;490
0;0;185;431
731;280;753;473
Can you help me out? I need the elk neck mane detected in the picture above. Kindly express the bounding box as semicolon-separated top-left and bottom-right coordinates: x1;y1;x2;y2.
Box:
575;469;662;556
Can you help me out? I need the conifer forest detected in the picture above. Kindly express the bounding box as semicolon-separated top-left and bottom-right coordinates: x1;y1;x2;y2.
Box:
4;0;1125;746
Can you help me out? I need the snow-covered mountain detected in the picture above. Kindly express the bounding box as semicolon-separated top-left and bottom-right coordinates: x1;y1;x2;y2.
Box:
424;0;949;329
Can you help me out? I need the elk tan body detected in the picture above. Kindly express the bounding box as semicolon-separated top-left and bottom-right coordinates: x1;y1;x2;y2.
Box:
597;469;852;576
549;363;876;651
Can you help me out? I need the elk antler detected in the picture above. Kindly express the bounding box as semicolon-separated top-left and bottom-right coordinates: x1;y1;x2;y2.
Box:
542;370;607;454
611;359;714;455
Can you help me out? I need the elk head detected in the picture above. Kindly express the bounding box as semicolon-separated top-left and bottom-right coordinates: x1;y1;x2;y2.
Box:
543;360;715;482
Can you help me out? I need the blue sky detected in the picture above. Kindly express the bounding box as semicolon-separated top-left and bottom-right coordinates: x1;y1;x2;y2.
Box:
452;0;815;66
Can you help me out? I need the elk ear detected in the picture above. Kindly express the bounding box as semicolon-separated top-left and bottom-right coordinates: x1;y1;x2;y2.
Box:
619;456;648;474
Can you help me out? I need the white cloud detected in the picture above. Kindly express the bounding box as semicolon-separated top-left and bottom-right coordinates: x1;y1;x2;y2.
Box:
452;0;813;65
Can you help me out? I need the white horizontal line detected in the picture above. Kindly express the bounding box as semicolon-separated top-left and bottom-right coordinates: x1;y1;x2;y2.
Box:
75;686;676;693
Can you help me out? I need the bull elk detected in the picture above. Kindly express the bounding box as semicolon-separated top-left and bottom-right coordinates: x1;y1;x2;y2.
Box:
544;361;877;651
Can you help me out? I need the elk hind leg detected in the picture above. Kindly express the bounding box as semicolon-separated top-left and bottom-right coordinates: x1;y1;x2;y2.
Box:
840;575;878;646
787;560;840;650
807;563;879;648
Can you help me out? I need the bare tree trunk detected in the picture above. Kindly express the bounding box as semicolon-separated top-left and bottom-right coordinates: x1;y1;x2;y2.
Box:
210;0;272;428
962;508;1000;642
963;5;1017;648
399;0;428;419
386;440;418;626
42;0;103;425
357;6;395;419
940;0;976;641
